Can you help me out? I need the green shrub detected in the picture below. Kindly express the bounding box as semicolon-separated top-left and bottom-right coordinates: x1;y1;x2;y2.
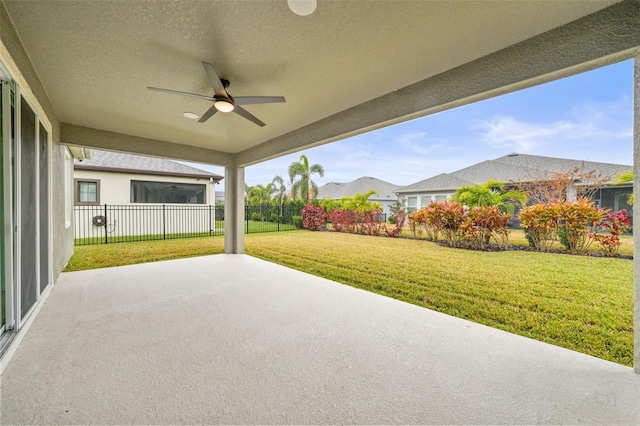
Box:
292;215;303;229
388;215;396;224
271;213;284;223
251;212;264;222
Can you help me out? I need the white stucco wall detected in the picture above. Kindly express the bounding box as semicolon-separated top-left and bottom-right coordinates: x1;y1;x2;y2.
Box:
73;169;220;240
73;169;217;205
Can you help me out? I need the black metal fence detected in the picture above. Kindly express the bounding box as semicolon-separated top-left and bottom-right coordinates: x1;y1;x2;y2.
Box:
74;204;303;245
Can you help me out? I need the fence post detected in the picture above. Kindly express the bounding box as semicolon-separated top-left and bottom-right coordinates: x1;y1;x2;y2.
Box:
245;205;249;234
104;204;108;244
209;204;212;236
162;204;166;240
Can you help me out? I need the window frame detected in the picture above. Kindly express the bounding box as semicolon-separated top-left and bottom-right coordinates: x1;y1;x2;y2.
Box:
74;178;100;206
130;179;207;205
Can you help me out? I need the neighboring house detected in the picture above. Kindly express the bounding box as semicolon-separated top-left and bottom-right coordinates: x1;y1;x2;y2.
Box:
74;150;223;206
396;153;632;216
318;176;400;215
73;150;224;238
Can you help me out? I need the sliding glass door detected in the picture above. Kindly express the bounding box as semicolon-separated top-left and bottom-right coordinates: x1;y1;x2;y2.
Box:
0;59;51;346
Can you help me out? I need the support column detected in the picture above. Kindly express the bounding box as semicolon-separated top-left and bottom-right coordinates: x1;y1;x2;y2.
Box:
634;53;640;374
224;163;245;254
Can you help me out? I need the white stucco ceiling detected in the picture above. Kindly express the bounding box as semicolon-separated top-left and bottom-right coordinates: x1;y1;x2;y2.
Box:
3;0;621;160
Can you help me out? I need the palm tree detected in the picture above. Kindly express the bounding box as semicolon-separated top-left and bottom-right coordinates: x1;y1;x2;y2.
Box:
452;179;527;213
288;154;324;205
272;175;287;218
247;184;274;217
614;170;634;205
341;189;381;213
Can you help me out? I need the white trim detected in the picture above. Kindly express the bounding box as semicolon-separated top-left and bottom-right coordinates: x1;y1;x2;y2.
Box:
1;78;14;331
65;148;72;228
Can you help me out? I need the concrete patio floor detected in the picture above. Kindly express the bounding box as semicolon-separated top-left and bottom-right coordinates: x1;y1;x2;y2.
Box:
1;254;639;425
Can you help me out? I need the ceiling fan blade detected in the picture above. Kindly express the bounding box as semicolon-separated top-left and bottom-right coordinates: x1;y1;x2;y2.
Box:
198;104;218;123
233;105;266;127
234;96;286;106
202;62;228;97
147;87;214;102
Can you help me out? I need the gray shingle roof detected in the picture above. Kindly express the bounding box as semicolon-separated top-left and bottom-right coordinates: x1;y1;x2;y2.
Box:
396;173;471;193
318;176;400;201
396;153;631;193
74;150;223;180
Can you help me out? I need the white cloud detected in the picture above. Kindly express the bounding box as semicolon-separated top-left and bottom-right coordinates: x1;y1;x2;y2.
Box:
473;116;576;152
393;131;449;156
473;99;632;153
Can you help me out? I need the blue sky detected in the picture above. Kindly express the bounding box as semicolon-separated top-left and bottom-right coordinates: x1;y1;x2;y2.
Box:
193;59;633;188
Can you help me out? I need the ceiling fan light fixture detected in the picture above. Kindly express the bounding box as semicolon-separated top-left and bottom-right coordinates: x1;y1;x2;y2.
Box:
214;99;235;113
288;0;316;16
183;112;199;119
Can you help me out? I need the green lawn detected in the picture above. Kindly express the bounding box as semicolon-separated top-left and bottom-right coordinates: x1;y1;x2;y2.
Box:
64;230;634;366
66;235;225;271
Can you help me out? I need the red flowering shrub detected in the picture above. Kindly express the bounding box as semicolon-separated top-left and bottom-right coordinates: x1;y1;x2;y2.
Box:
461;206;510;250
328;209;349;232
439;201;466;247
591;209;630;256
301;205;327;231
384;209;406;238
518;202;559;251
556;198;606;254
359;208;385;236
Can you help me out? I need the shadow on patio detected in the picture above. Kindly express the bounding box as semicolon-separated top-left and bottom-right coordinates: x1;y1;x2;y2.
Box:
2;254;639;424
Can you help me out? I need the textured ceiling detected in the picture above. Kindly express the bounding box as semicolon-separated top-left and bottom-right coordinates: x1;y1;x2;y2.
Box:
4;0;619;157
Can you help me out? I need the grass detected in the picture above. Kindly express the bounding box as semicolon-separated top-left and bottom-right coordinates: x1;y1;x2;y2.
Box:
65;235;225;271
64;230;634;366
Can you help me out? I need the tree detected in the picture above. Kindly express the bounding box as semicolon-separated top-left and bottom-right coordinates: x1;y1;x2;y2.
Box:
288;154;324;205
452;179;527;213
614;170;633;205
514;167;610;205
271;175;288;217
247;184;274;217
340;190;381;213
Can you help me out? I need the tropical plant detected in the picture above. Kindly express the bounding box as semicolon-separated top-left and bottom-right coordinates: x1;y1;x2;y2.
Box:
320;198;342;212
518;202;559;251
591;209;630;256
301;205;327;231
460;206;510;250
555;198;607;255
247;184;275;217
272;175;288;217
614;170;633;205
439;201;467;247
340;190;381;214
288;154;324;204
452;179;527;213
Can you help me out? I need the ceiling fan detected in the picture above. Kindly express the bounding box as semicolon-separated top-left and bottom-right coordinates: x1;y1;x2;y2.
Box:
147;62;285;127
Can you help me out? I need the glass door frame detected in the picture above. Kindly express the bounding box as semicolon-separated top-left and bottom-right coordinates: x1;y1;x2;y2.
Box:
1;70;15;334
0;59;53;336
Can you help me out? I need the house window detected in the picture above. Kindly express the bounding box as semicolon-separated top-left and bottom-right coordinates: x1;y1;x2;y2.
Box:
130;180;206;204
74;179;100;205
406;196;417;213
435;194;449;202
